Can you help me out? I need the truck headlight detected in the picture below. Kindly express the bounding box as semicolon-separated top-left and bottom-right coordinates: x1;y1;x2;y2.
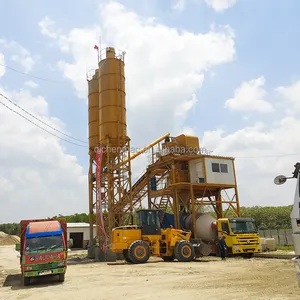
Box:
57;261;65;267
258;245;262;250
233;246;240;252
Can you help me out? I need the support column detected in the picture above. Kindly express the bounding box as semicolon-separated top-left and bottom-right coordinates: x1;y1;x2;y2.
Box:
232;159;241;217
215;189;223;219
174;188;180;229
190;184;197;239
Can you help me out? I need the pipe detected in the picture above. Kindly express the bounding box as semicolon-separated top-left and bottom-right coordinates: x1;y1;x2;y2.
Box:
116;132;170;169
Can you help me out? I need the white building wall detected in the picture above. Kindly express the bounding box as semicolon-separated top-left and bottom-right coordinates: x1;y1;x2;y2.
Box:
66;225;97;241
204;157;235;185
189;158;205;183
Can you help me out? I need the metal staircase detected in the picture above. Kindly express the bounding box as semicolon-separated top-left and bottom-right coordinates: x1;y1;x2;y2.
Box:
114;171;148;212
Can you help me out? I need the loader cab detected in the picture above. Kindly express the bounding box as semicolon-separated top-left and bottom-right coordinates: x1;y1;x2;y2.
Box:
137;209;161;236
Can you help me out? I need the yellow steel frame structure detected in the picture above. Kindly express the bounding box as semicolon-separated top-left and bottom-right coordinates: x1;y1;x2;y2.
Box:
88;133;171;252
88;138;134;247
145;151;240;239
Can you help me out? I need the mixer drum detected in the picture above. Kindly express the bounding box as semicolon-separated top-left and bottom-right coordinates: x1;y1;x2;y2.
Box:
184;213;217;242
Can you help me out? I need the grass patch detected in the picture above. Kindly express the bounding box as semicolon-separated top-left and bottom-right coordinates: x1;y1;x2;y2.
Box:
276;245;294;251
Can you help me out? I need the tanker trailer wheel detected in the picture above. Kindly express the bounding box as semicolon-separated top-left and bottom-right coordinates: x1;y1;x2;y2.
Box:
123;250;133;263
128;240;150;264
174;241;195;262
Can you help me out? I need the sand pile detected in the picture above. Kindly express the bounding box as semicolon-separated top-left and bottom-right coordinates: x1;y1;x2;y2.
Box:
0;231;20;245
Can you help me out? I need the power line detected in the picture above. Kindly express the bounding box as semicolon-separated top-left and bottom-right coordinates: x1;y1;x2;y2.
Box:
211;151;300;159
0;99;88;148
0;99;298;157
0;63;67;83
0;87;298;158
0;92;87;144
235;152;300;159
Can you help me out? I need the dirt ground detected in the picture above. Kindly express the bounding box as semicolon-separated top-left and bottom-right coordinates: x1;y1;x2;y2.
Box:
0;245;299;300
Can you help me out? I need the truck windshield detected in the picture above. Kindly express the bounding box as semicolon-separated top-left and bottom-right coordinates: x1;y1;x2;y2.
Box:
26;235;64;251
229;220;258;234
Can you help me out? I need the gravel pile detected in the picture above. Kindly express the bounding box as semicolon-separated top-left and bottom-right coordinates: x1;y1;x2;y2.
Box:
0;231;20;245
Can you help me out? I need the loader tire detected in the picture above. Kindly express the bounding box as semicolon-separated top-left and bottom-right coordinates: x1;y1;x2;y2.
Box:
123;250;133;263
128;240;150;264
174;240;195;262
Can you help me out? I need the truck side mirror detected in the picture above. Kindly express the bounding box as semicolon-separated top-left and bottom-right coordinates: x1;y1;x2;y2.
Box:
15;243;20;251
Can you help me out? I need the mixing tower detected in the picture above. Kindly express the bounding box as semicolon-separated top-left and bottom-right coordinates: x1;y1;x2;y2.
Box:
144;135;241;236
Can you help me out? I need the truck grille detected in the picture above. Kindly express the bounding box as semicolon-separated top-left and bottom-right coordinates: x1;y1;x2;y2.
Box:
37;262;58;271
236;236;259;245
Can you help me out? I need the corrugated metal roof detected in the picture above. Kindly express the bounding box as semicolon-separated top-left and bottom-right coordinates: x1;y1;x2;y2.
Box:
67;223;96;228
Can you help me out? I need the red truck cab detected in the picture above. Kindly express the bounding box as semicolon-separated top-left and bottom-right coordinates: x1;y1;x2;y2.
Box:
16;218;68;286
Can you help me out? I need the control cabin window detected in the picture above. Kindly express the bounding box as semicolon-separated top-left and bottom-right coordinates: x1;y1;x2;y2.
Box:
212;163;219;172
212;162;228;173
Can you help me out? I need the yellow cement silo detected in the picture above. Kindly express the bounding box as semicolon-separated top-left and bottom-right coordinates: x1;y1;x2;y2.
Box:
88;69;99;150
98;47;126;148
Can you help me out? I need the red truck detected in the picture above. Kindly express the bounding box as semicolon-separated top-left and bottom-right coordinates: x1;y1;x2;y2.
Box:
16;218;68;286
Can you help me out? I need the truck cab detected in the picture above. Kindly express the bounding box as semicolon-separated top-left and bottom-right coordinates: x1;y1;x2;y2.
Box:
16;219;68;286
218;217;262;258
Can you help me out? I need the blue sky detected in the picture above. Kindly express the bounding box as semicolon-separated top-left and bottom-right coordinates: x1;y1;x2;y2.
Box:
1;0;299;150
1;0;300;221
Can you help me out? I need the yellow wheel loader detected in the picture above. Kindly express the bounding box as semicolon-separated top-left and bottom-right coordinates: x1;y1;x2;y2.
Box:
110;209;195;264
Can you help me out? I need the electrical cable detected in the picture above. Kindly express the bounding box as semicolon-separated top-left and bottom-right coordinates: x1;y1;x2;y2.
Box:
235;152;300;159
0;99;88;148
0;92;87;144
0;84;298;158
0;63;67;83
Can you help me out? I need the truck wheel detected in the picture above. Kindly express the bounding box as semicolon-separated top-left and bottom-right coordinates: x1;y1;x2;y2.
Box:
162;255;175;262
174;241;195;262
123;250;133;263
23;276;30;286
58;274;65;282
128;240;150;264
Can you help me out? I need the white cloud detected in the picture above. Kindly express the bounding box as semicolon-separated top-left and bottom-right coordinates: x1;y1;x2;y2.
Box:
172;0;186;11
0;39;35;72
201;76;300;207
0;84;87;223
38;16;60;39
175;93;198;116
24;80;38;89
38;1;235;152
205;0;238;11
224;76;274;113
179;126;197;135
11;50;35;73
276;80;300;114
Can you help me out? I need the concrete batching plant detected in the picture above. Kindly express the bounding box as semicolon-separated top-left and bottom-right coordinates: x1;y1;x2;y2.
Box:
87;46;260;261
